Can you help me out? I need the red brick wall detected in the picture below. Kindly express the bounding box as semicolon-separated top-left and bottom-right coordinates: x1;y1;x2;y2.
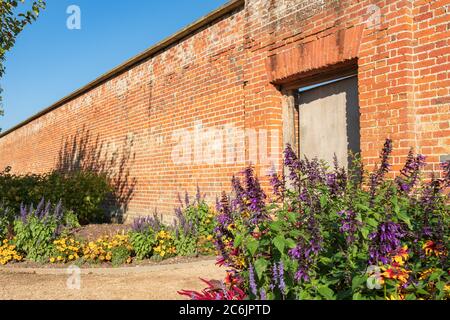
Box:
0;0;448;221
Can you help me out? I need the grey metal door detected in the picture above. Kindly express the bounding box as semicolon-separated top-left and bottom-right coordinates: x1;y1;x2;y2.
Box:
298;76;360;168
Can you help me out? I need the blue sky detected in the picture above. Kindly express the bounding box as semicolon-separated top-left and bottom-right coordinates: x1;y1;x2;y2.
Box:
0;0;228;131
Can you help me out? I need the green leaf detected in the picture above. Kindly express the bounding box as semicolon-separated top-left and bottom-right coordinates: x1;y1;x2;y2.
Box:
361;227;370;240
405;293;416;300
273;235;285;253
269;221;282;232
397;210;412;229
285;238;297;249
254;258;268;279
352;275;366;291
353;292;363;300
247;239;259;256
366;218;378;228
317;285;335;300
429;271;443;282
320;195;327;208
416;287;429;295
234;234;243;248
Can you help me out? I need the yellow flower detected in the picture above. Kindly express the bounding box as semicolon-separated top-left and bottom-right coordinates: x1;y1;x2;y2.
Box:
50;257;56;263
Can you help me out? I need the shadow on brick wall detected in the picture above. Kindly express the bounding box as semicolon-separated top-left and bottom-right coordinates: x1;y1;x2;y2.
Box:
55;126;137;223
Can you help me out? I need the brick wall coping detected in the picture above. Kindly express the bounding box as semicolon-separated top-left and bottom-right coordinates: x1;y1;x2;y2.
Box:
0;0;245;139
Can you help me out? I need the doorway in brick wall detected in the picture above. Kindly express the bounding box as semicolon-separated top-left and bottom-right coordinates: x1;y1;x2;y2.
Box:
282;71;361;169
298;75;360;168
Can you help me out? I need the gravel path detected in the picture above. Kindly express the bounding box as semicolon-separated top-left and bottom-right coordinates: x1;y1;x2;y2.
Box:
0;258;225;300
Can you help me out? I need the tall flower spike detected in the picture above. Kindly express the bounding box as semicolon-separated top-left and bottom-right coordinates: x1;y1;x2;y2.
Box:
368;221;404;264
284;144;302;189
243;167;268;224
269;170;285;199
396;149;426;193
369;139;393;205
337;210;362;244
249;264;258;296
231;175;245;213
278;261;286;295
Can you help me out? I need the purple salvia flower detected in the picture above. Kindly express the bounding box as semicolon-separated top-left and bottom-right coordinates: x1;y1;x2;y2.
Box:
231;176;246;213
259;288;267;300
326;173;339;196
368;221;405;264
271;263;279;288
196;185;202;203
337;210;362;244
20;203;27;222
132;213;165;233
269;170;286;199
249;265;258;296
369;139;393;205
55;200;63;220
214;193;234;267
278;261;286;295
284;144;303;189
289;239;317;283
35;198;45;218
243;167;268;224
185;191;190;207
396;150;426;193
304;157;327;185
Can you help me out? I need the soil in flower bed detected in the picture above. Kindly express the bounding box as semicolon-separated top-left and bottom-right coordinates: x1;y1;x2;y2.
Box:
71;224;132;241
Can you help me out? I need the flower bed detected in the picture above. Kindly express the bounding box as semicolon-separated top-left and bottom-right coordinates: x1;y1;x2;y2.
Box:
180;140;449;300
0;190;217;267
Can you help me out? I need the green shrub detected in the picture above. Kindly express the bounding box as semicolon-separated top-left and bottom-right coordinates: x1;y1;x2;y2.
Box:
62;210;81;229
0;206;14;241
14;216;59;262
0;168;112;224
111;246;131;267
173;196;217;256
174;232;197;257
13;200;78;262
129;228;157;260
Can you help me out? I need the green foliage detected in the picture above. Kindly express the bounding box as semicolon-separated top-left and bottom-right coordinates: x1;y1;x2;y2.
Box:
173;198;217;256
0;206;10;239
0;168;112;224
111;246;131;267
62;210;80;230
13;215;57;262
129;226;176;260
129;228;157;260
174;232;197;257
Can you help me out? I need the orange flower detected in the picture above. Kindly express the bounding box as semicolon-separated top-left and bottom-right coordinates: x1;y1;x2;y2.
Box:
423;240;446;257
381;266;410;285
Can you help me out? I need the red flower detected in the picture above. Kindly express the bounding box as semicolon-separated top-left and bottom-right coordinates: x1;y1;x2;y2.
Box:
178;278;246;300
